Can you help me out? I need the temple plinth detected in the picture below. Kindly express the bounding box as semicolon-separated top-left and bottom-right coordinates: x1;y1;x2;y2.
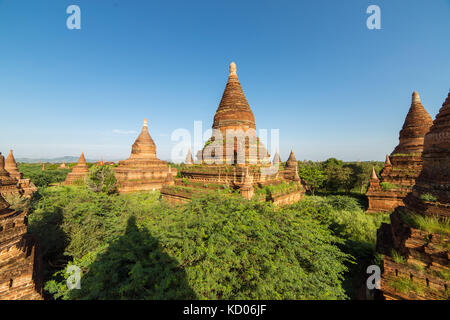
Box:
0;194;43;300
64;153;90;185
376;90;450;300
5;150;37;197
366;92;433;212
162;62;304;205
114;119;175;193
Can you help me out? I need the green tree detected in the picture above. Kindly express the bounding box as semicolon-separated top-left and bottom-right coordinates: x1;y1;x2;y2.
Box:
323;158;352;193
297;161;325;195
86;165;117;194
31;187;351;300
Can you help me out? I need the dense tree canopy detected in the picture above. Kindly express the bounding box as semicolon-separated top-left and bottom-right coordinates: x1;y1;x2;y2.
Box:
29;187;359;300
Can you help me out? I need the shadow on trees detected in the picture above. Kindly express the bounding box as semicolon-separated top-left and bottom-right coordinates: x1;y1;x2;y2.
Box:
71;216;196;300
27;195;69;299
315;191;369;210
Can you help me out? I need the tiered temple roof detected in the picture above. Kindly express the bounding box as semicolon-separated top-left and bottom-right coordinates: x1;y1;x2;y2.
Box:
366;92;433;212
114;119;175;193
64;152;89;185
0;194;42;300
376;90;449;300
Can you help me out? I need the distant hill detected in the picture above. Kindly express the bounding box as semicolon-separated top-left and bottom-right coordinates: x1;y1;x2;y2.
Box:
17;156;100;163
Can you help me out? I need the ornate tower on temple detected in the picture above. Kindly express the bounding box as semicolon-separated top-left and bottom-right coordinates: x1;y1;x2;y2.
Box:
0;194;43;300
376;90;449;300
64;152;90;185
114;119;175;193
366;91;433;212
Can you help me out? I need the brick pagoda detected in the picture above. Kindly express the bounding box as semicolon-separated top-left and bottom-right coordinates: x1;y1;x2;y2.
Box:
0;194;43;300
5;150;37;197
0;152;21;197
114;119;176;193
366;91;433;212
376;90;450;300
64;152;89;185
161;62;304;205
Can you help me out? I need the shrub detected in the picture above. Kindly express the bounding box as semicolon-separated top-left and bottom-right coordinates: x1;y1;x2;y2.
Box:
419;193;438;202
86;165;117;194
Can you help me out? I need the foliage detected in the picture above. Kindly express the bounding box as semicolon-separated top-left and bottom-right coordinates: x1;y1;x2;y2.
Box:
391;250;406;264
86;165;117;194
419;193;438;202
3;193;31;211
380;182;401;191
402;211;449;235
297;161;325;195
295;159;383;195
18;163;70;188
286;195;389;298
254;181;300;198
29;187;352;300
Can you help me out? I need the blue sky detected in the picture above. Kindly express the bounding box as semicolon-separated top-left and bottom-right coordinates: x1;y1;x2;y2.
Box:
0;0;449;162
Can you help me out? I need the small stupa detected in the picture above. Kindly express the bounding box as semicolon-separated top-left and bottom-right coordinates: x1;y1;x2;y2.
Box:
366;91;434;212
0;152;21;196
4;150;37;197
114;119;175;192
64;153;90;185
185;149;194;165
284;150;300;182
272;150;281;166
58;162;67;169
5;150;21;179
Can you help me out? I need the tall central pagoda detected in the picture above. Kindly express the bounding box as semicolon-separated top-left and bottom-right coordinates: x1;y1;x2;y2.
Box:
162;62;304;205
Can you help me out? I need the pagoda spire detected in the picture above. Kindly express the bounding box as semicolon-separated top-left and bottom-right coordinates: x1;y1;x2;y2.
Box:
385;154;392;166
370;166;379;180
286;149;297;168
5;150;22;179
392;91;433;155
272;149;281;165
130;119;157;159
185;148;194;165
212;62;256;131
78;152;86;164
